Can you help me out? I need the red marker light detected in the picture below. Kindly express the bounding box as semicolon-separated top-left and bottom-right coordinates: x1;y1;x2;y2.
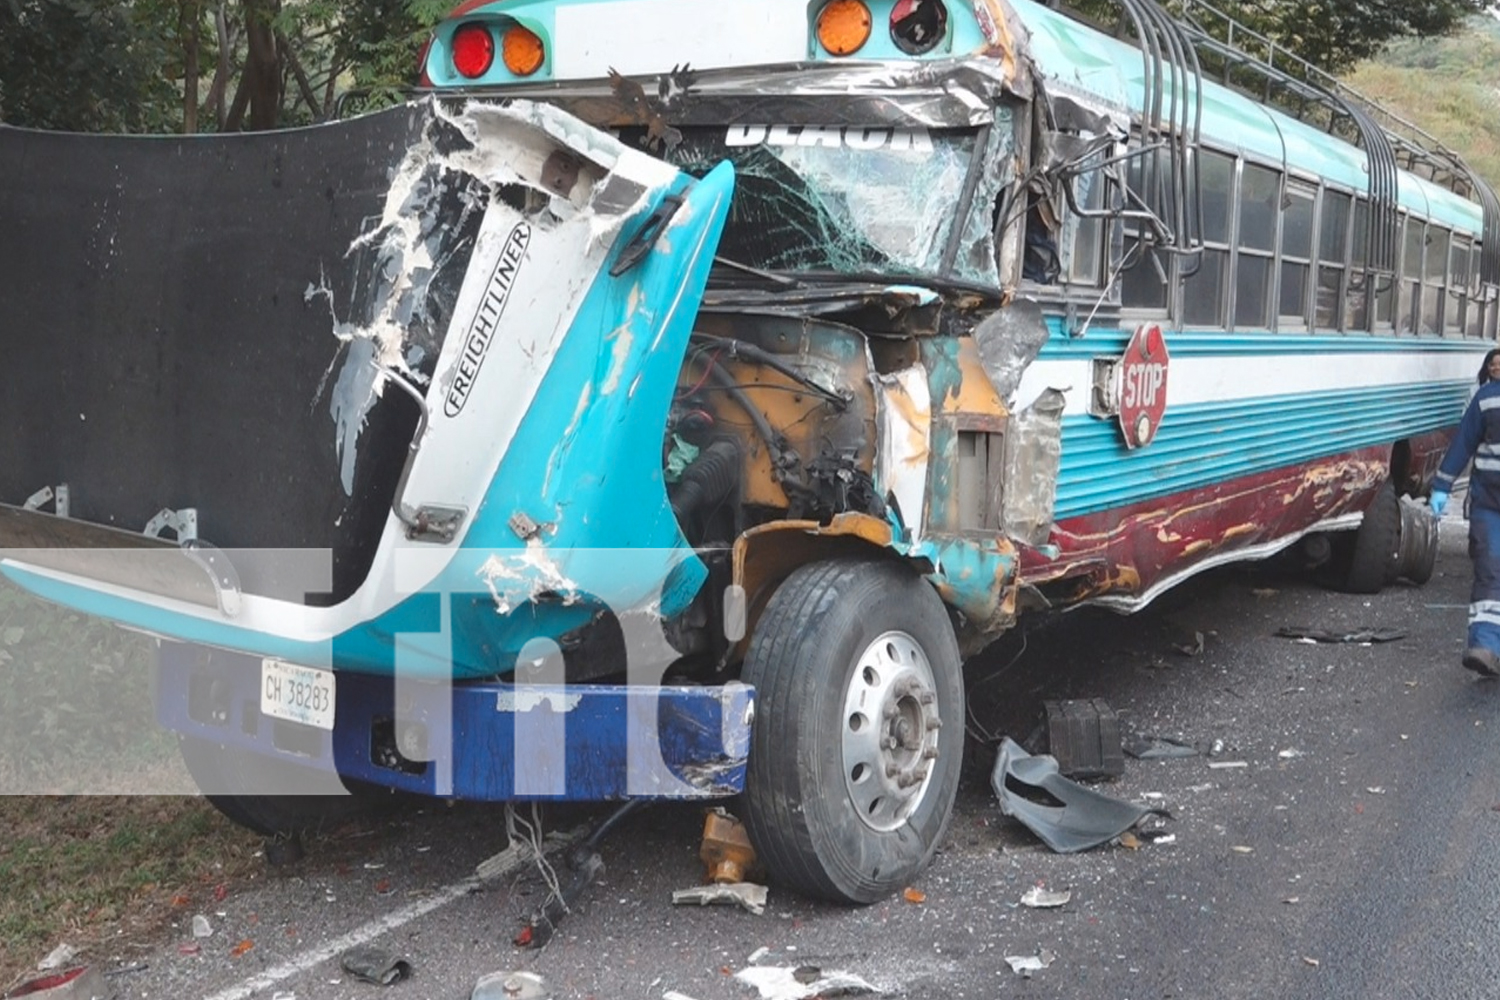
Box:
451;23;495;79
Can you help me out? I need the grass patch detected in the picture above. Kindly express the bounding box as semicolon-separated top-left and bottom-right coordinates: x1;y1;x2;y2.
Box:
0;796;261;991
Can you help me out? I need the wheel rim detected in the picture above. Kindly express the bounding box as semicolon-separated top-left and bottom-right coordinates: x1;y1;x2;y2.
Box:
841;630;943;832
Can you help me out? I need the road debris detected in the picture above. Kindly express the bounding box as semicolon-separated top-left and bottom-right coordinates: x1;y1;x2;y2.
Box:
1277;749;1303;759
1172;631;1205;656
191;915;213;938
747;947;771;963
700;809;758;884
1302;956;1321;968
1044;699;1124;779
340;946;413;986
991;738;1170;852
1004;950;1058;977
1207;761;1248;770
229;940;255;958
472;971;549;1000
734;966;877;999
903;887;926;904
1123;734;1198;760
3;965;106;1000
36;945;77;972
1231;846;1254;854
1275;626;1407;644
1020;887;1071;908
671;882;768;915
662;992;701;1000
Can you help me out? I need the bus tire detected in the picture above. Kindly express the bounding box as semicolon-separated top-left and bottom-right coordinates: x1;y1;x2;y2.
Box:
739;559;963;904
1341;481;1401;594
179;736;374;838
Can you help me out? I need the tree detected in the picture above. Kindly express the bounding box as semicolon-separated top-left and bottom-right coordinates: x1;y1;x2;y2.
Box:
0;0;449;133
1070;0;1490;74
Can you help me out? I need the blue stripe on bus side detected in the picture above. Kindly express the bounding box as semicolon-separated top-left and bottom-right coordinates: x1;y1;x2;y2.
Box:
1054;380;1470;518
1037;326;1491;360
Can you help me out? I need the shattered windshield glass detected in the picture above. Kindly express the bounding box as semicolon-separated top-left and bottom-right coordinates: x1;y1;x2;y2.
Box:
620;124;997;284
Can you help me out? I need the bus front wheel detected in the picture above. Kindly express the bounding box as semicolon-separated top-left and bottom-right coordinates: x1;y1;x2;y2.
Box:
739;559;964;904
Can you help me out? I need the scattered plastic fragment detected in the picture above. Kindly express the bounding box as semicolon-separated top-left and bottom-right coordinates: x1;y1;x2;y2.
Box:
36;945;77;972
1171;632;1205;656
1283;897;1300;905
213;884;229;902
662;992;700;1000
1302;957;1320;968
1123;735;1198;760
1143;832;1176;845
177;943;201;956
340;946;413;986
1020;887;1071;908
1367;787;1386;795
472;971;549;1000
191;915;213;938
1275;625;1407;644
3;965;106;999
733;966;876;1000
671;882;768;915
1207;761;1248;770
903;887;926;904
991;738;1170;853
1004;950;1057;977
1231;846;1254;854
747;947;770;963
1277;749;1303;759
1118;831;1142;850
229;940;255;958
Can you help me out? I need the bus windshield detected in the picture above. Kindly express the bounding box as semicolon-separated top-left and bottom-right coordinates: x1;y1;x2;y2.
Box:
622;125;997;284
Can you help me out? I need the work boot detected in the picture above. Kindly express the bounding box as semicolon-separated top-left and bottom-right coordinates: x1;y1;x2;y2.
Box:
1462;647;1500;678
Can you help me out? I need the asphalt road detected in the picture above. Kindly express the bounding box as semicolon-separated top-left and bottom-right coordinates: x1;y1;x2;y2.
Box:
81;517;1500;1000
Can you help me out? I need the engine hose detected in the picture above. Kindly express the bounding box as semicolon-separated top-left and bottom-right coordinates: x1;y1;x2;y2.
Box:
670;439;742;523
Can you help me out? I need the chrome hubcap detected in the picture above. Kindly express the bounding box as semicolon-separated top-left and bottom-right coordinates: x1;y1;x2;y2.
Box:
841;630;943;832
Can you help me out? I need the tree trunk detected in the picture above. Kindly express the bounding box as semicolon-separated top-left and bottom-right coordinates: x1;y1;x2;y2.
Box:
241;0;282;131
181;0;201;133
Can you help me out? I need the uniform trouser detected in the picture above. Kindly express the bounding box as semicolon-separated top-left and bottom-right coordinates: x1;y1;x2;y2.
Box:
1469;505;1500;654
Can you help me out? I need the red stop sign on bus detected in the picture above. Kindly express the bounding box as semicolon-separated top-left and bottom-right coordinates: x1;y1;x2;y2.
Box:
1118;323;1169;449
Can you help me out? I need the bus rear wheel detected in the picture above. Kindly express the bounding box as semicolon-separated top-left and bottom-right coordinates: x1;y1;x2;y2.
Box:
739;559;963;904
1332;481;1401;594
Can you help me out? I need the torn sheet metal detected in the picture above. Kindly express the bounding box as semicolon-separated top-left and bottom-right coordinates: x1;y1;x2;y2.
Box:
671;882;768;915
973;299;1052;407
991;738;1166;853
1002;388;1066;547
875;366;933;543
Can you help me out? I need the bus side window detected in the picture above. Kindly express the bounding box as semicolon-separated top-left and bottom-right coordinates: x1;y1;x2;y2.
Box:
1447;237;1470;337
1346;196;1370;331
1279;181;1315;329
1120;145;1169;310
1179;147;1233;326
1423;227;1448;336
1397;214;1425;334
1316;189;1351;331
1234;161;1279;330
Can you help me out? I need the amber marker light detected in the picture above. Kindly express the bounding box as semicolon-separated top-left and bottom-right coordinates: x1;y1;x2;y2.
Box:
816;0;873;56
502;24;546;76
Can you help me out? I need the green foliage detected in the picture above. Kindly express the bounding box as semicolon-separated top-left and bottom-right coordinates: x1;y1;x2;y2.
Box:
0;0;450;132
1344;15;1500;190
1067;0;1488;72
0;0;181;132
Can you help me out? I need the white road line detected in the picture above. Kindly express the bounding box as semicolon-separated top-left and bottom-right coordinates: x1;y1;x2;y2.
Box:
203;830;583;1000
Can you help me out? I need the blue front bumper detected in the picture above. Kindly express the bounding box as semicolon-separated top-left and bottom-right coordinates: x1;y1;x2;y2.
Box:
158;642;752;801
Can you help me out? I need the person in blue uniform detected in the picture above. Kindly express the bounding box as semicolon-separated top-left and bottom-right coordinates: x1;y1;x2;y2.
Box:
1432;347;1500;676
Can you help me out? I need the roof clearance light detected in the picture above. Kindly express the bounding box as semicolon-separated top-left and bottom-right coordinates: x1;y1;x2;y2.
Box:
451;23;495;79
890;0;947;55
501;24;546;76
816;0;872;57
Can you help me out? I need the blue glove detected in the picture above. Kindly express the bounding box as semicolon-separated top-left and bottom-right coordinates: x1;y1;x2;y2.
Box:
1430;490;1449;517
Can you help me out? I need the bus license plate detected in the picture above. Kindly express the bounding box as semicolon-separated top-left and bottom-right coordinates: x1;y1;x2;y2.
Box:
260;659;336;731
